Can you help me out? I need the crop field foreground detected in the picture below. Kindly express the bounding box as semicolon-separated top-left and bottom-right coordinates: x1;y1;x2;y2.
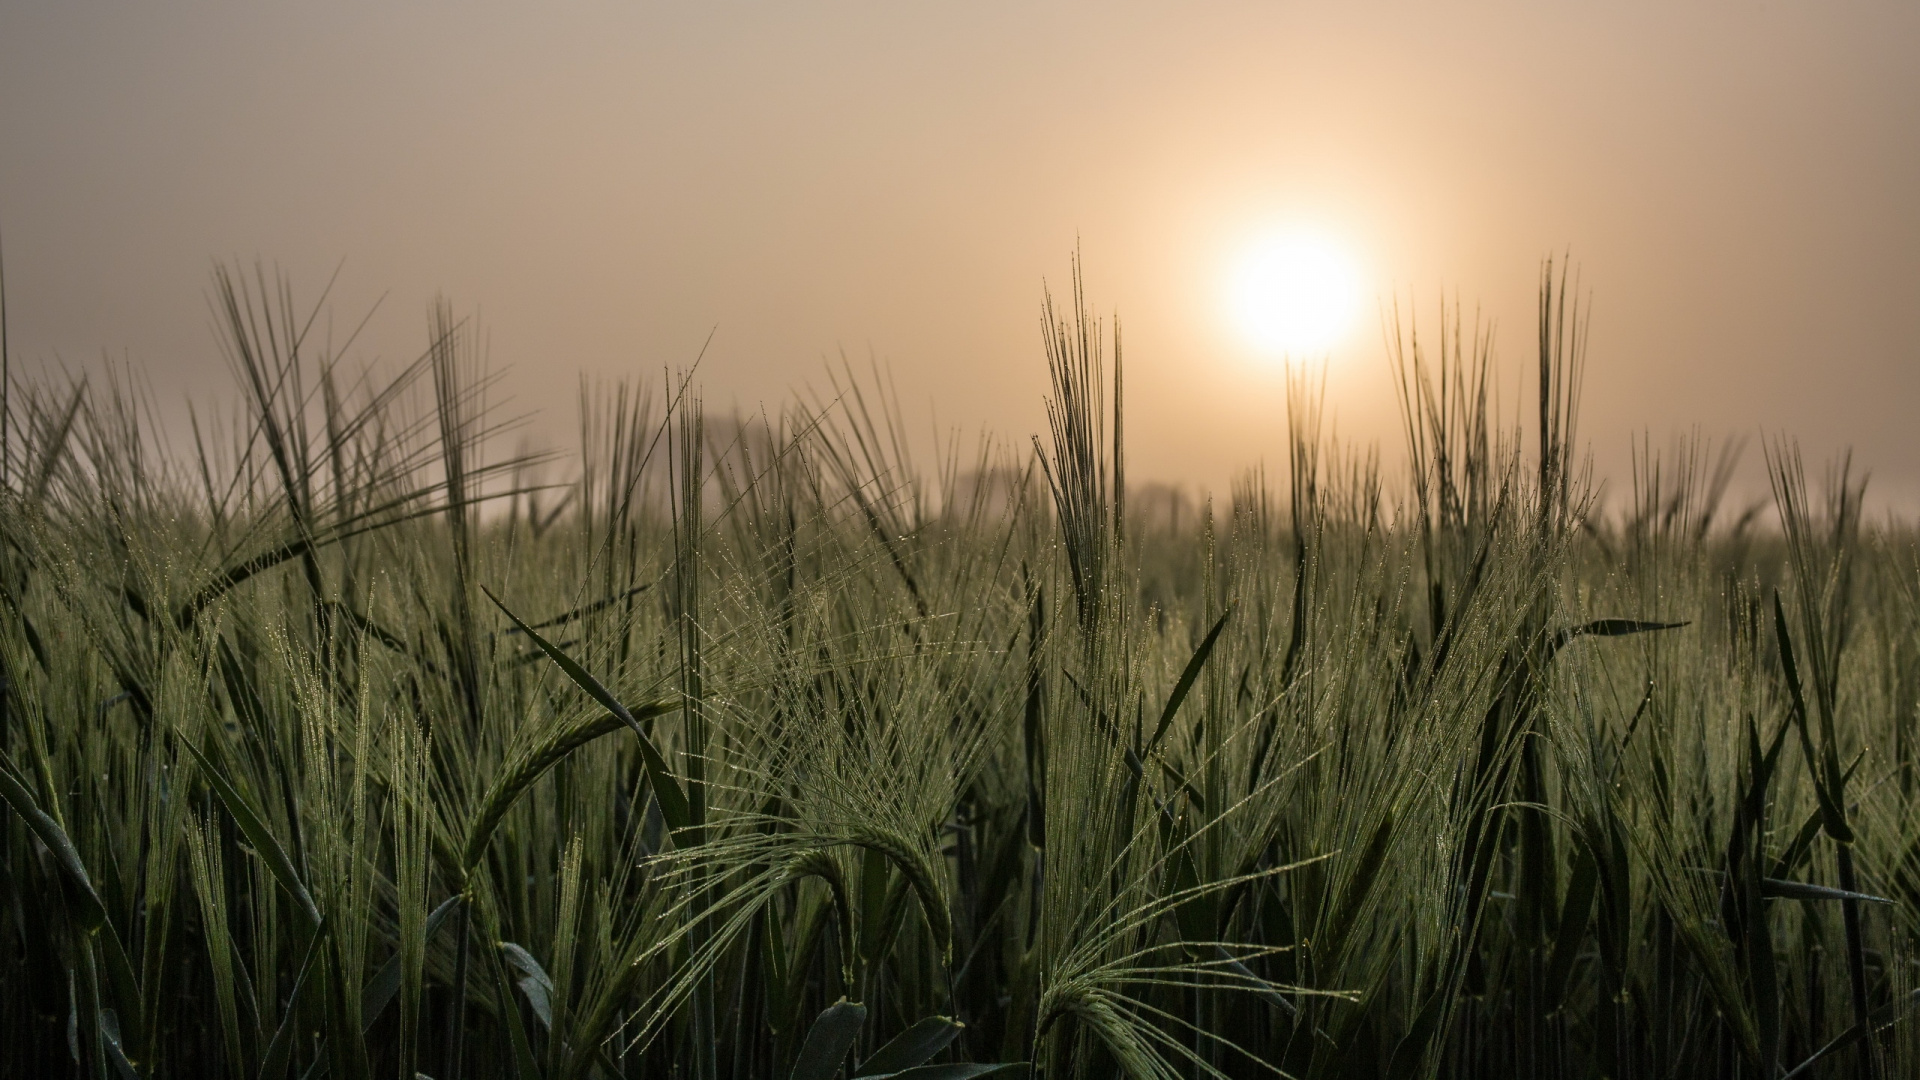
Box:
3;266;1918;1080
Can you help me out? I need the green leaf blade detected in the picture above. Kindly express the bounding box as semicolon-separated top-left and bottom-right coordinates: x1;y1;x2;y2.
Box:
854;1015;964;1076
791;998;868;1080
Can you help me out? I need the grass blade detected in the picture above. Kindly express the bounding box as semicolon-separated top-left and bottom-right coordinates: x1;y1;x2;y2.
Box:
791;998;868;1080
360;894;460;1031
257;933;322;1080
865;1066;1028;1080
1760;879;1894;905
1144;605;1232;759
482;587;694;838
493;945;545;1080
854;1015;964;1076
182;739;323;931
0;757;147;1061
0;757;109;930
501;942;556;1031
1543;842;1599;1009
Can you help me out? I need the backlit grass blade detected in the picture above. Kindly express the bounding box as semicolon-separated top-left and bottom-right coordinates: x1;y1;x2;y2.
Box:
1144;605;1232;759
1735;715;1780;1074
1767;750;1863;881
1772;594;1850;843
482;586;693;838
181;738;323;931
1547;617;1688;655
495;584;653;637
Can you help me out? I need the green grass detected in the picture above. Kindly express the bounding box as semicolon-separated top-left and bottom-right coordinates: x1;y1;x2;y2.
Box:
2;258;1918;1079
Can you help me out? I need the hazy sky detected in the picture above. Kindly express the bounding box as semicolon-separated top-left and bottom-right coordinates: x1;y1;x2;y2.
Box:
3;2;1916;510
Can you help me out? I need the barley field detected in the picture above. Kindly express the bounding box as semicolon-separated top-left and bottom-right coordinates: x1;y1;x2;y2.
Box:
3;266;1917;1079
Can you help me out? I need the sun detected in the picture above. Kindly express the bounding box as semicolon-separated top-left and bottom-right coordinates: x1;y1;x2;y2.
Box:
1226;230;1364;357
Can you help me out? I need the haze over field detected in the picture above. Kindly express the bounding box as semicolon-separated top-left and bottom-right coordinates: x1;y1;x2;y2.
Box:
12;8;1920;1079
2;1;1916;506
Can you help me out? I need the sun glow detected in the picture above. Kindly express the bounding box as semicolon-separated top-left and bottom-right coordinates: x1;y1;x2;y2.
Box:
1226;230;1364;357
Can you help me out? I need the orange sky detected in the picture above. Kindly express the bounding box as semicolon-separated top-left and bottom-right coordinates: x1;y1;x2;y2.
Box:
3;2;1917;511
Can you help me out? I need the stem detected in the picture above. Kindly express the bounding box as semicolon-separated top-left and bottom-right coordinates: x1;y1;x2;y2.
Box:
444;897;470;1080
1836;843;1876;1079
